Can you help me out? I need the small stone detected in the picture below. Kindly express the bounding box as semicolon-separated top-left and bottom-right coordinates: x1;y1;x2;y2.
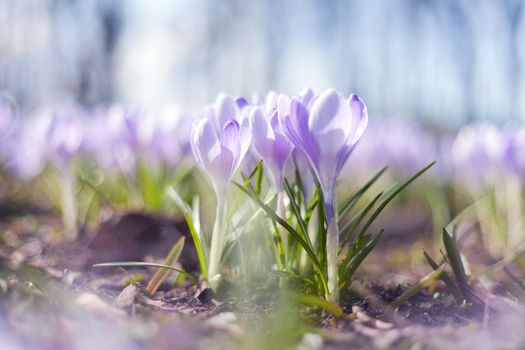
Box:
297;332;323;350
75;293;126;317
116;284;140;308
197;288;215;303
206;312;236;326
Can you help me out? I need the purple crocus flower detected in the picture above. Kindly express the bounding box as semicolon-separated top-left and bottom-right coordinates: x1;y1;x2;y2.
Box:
278;89;368;299
191;118;250;198
191;116;251;288
249;107;293;192
278;89;368;221
451;123;499;189
46;111;84;173
46;111;84;240
4;120;47;179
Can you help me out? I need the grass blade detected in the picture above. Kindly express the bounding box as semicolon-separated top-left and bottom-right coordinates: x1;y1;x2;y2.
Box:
338;166;387;220
296;294;345;318
442;228;468;289
234;181;329;296
357;162;435;242
167;187;209;280
184;211;209;280
423;249;462;299
284;179;313;249
94;261;197;284
339;191;383;255
383;266;444;321
146;237;185;295
340;230;383;288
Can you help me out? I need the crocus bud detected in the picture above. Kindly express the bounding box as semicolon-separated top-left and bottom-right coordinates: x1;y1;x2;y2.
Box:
191;118;250;198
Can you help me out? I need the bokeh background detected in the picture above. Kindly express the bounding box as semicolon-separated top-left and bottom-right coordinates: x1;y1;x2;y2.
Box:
1;0;525;127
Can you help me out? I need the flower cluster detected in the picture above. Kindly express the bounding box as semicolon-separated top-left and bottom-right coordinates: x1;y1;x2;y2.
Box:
9;89;525;300
190;89;368;295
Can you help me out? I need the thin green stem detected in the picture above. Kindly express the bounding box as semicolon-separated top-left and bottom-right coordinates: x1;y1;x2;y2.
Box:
208;194;227;290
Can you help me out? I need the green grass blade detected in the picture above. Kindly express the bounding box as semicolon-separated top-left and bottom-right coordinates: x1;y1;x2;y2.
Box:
304;191;319;227
167;186;193;215
184;211;209;280
166;187;209;280
423;249;462;299
93;261;197;284
383;266;444;320
234;181;328;296
356;162;435;242
284;179;313;249
255;160;264;195
146;237;186;295
339;191;384;255
136;161;163;210
340;230;383;289
338;166;387;220
296;294;344;318
442;228;468;289
241;160;264;191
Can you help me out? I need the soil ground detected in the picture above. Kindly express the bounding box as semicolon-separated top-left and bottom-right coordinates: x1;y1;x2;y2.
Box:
1;207;524;350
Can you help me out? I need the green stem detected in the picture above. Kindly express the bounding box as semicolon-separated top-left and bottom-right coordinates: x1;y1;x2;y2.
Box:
60;168;77;241
326;217;339;301
276;191;287;250
208;195;226;290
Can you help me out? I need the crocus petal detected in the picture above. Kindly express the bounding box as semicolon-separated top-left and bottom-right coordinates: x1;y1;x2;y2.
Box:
265;91;278;114
279;98;318;165
347;94;368;145
215;94;238;127
235;97;249;110
249;107;272;155
220;120;241;178
300;88;315;107
191;118;220;171
250;107;292;191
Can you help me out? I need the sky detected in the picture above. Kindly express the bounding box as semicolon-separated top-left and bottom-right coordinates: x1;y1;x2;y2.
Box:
0;0;524;127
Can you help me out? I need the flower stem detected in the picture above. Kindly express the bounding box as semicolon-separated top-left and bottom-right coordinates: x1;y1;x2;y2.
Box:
324;188;339;301
60;168;78;241
208;197;226;290
326;217;339;301
276;191;288;250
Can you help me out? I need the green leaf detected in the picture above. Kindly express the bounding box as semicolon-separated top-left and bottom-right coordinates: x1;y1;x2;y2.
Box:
338;166;387;220
234;181;329;297
146;237;186;295
304;191;319;227
184;211;209;280
136;161;163;210
93;261;197;284
442;228;468;289
284;179;313;249
383;266;444;320
339;191;383;255
340;230;383;289
423;249;462;299
255;160;264;195
167;186;193;215
296;294;345;318
357;162;435;242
